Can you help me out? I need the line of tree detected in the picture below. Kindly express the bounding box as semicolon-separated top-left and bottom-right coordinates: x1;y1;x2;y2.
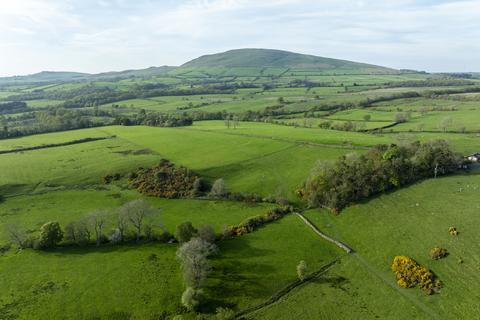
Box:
5;200;168;249
300;140;461;213
174;222;222;312
0;108;105;139
113;110;193;127
384;78;475;88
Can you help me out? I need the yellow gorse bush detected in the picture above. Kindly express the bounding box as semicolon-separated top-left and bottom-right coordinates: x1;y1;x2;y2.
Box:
448;226;458;236
391;256;441;295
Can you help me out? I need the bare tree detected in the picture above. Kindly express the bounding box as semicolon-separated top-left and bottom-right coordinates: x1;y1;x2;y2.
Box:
90;210;108;246
232;115;239;129
121;199;158;242
439;116;453;132
116;208;129;242
6;224;27;249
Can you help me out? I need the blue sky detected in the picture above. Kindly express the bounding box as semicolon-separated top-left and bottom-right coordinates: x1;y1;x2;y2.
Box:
1;0;479;76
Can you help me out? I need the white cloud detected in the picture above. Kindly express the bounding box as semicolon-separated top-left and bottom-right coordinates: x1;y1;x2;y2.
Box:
0;0;479;76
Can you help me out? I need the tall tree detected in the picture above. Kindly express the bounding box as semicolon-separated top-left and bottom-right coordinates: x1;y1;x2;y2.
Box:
120;199;158;242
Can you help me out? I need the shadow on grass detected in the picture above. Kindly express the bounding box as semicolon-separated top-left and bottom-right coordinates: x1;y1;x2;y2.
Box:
202;236;277;313
36;241;175;257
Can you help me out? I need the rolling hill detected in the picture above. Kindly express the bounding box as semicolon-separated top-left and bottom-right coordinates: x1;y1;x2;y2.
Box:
0;48;402;86
180;48;397;73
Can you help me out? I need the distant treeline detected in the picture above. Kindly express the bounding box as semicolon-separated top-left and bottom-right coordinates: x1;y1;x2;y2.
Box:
0;101;31;114
113;111;193;127
300;140;461;213
0;108;102;139
3;84;239;109
384;78;475;88
0;108;193;140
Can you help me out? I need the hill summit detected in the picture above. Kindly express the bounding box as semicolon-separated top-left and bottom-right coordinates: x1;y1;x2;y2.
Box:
181;48;395;72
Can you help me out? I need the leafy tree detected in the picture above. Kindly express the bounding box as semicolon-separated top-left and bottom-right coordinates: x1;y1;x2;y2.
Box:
215;307;235;320
175;222;197;243
181;287;204;311
191;177;208;197
297;260;308;281
363;114;371;121
394;113;408;123
197;225;216;243
303;141;460;212
176;237;218;288
210;178;227;198
38;221;63;249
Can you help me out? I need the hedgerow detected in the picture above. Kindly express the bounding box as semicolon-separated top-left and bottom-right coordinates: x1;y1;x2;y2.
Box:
226;206;293;237
391;256;441;295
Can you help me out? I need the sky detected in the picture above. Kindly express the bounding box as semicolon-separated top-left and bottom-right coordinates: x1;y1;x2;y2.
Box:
1;0;479;76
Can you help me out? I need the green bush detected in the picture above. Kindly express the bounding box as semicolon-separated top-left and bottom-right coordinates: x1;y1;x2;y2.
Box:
430;247;448;260
37;221;63;249
175;222;197;243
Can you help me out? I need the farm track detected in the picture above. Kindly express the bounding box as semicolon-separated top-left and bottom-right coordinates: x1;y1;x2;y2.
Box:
180;127;370;150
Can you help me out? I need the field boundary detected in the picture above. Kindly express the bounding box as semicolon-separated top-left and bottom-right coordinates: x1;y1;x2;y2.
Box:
294;212;354;253
0;136;114;155
234;255;345;319
182;127;370;150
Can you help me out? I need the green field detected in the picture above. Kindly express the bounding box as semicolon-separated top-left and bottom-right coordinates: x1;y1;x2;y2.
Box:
2;48;480;319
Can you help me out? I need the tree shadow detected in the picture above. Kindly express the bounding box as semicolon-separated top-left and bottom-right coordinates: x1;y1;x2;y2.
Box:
203;237;277;312
39;241;174;257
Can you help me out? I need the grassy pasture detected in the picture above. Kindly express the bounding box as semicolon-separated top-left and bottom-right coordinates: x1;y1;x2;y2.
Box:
0;128;109;151
245;255;429;319
207;214;343;311
0;243;183;319
1;69;480;320
25;99;64;108
0;134;159;194
0;188;273;242
279;117;393;130
301;170;480;319
327;108;418;122
392;110;480;132
0;124;354;201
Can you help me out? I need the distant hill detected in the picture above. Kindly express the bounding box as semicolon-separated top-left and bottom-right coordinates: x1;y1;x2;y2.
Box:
92;66;175;81
0;66;175;86
0;48;402;86
180;48;396;73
